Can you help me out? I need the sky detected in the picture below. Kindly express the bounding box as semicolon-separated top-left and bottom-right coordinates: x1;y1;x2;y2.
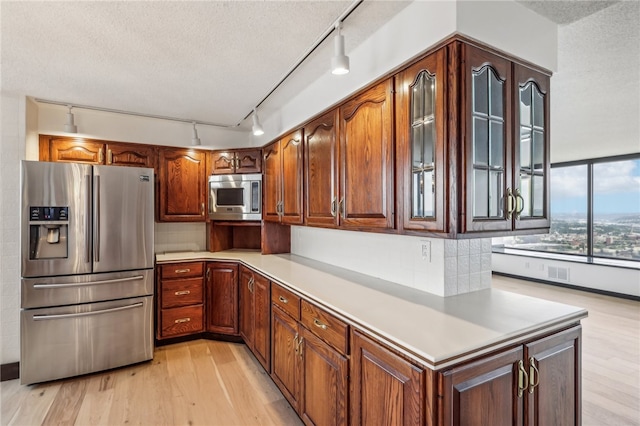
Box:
550;159;640;216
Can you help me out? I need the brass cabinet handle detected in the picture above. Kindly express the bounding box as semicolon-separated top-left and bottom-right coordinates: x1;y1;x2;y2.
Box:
298;337;304;358
234;156;240;170
506;188;516;219
98;148;104;163
248;277;254;293
174;318;191;324
515;188;525;219
174;290;191;296
528;357;540;393
330;197;337;217
201;202;205;216
293;333;299;355
313;318;328;330
517;359;529;398
107;149;113;165
339;197;345;219
175;268;191;274
278;295;288;304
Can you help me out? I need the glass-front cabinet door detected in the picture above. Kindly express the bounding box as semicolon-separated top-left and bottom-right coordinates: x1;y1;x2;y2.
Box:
396;48;446;232
464;46;513;233
513;64;550;230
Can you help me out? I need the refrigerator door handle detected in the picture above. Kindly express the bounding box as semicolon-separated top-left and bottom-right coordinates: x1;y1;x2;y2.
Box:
86;174;91;264
94;175;100;263
33;275;145;289
32;302;144;320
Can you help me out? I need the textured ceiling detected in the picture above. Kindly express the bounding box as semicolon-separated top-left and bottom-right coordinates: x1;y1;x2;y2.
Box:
0;1;622;131
1;1;410;129
517;0;620;24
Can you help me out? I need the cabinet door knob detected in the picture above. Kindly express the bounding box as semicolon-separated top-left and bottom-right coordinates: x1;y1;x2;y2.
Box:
278;295;288;304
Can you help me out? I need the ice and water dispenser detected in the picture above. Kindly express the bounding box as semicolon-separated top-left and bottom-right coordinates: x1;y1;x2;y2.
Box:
28;206;69;259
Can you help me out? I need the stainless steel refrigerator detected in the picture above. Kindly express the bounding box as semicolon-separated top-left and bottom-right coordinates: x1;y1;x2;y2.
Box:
20;160;155;385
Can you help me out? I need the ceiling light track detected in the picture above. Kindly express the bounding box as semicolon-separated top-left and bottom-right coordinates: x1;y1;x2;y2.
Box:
34;98;240;130
241;0;363;123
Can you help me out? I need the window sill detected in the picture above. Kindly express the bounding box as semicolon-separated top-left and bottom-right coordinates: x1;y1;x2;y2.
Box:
492;247;640;271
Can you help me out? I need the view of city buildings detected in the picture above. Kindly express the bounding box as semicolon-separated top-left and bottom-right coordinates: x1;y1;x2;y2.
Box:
500;158;640;262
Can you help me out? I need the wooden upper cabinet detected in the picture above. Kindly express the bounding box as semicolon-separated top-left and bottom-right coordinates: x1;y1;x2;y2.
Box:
263;141;282;223
40;135;156;168
339;78;395;229
512;64;550;231
304;110;339;227
280;130;304;224
158;148;207;222
262;130;304;225
107;143;156;168
395;48;447;233
210;149;262;175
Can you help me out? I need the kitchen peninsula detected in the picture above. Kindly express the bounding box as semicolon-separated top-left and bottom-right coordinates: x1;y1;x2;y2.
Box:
157;250;587;425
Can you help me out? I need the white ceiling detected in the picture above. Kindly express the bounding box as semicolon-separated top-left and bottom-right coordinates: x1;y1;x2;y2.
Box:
0;1;622;132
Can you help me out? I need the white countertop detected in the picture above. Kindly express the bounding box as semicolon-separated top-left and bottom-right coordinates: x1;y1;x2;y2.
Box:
156;250;588;369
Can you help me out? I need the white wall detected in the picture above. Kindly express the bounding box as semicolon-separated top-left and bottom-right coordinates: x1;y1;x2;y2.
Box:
551;1;640;162
0;94;27;365
37;102;252;149
493;253;640;297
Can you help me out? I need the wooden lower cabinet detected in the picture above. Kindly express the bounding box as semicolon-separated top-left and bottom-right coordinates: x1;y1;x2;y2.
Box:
239;265;271;371
299;328;348;426
439;325;582;426
271;306;301;409
205;262;238;335
156;262;205;340
351;330;426;425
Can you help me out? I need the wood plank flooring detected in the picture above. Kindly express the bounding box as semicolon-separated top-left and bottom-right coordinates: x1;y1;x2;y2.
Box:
1;340;302;426
1;275;638;425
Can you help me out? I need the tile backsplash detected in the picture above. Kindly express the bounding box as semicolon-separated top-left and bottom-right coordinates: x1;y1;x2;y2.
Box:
154;222;207;253
292;226;492;297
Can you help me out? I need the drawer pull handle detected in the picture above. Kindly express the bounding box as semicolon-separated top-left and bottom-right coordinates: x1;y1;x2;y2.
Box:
174;318;191;324
175;268;191;274
278;295;288;304
174;290;191;296
313;318;328;330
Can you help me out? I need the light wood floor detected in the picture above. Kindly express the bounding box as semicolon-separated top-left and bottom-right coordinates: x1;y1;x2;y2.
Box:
1;275;638;426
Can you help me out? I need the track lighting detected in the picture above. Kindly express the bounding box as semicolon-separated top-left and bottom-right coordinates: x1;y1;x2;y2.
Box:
252;109;264;136
64;105;78;133
191;122;201;146
331;23;350;75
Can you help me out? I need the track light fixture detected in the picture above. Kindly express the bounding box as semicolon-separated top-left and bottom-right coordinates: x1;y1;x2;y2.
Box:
252;109;264;136
191;122;201;146
331;22;350;75
64;105;78;133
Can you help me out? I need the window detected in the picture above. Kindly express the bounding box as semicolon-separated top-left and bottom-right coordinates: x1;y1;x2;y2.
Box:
497;155;640;262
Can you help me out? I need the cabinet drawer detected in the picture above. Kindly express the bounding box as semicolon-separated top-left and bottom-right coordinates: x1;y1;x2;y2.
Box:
272;284;300;320
160;262;204;279
301;300;349;355
161;305;204;337
161;277;204;308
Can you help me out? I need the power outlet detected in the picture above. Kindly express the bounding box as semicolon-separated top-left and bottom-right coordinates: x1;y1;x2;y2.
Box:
421;241;431;262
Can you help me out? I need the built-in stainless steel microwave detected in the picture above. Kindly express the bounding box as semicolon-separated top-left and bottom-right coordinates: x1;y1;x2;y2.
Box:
208;174;262;221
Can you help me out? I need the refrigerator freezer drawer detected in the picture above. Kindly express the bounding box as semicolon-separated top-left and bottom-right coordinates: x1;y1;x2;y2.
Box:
21;269;154;309
20;296;153;385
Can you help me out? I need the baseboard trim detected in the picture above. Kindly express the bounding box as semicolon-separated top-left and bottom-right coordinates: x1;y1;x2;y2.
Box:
1;362;19;381
492;271;640;302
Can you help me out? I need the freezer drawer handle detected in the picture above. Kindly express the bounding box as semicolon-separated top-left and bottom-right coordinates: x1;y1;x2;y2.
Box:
32;302;144;321
33;275;145;289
